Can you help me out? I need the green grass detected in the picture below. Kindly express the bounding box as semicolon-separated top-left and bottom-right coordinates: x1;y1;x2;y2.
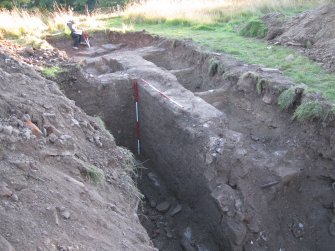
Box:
86;165;105;185
104;13;335;102
94;116;107;129
292;101;333;121
42;66;64;78
239;17;268;38
278;88;297;110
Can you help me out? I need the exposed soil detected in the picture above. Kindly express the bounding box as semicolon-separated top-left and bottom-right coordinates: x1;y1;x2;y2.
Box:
263;4;335;72
48;29;335;251
0;41;156;251
2;5;335;250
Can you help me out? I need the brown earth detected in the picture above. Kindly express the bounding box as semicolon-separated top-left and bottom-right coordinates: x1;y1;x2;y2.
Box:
263;4;335;72
44;30;335;251
0;43;156;251
2;7;335;250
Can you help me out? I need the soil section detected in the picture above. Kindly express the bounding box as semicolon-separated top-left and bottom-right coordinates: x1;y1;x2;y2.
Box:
53;31;335;251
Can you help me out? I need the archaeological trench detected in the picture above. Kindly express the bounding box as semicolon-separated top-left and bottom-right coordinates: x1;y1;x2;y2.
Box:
53;31;335;251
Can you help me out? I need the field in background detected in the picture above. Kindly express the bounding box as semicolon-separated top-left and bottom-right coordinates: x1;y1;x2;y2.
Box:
1;0;335;102
124;0;321;24
0;8;104;48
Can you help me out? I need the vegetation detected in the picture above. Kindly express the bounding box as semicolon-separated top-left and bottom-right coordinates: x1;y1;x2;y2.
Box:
95;116;106;129
292;101;333;122
103;0;335;102
278;88;297;110
86;165;105;185
41;65;64;78
0;0;128;11
239;17;268;38
1;0;335;104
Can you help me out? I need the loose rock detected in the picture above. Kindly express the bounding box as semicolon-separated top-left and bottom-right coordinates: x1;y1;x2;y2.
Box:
170;204;182;216
156;201;170;213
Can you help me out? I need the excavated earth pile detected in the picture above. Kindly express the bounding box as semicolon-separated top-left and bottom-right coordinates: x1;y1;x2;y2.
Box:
53;31;335;251
0;50;156;250
263;3;335;72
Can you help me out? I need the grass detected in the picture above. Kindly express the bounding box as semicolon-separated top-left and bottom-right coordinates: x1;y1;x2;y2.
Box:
105;13;335;102
123;0;322;24
41;66;64;78
0;8;104;47
239;17;268;38
292;101;333;121
94;116;107;129
278;88;297;110
86;165;105;185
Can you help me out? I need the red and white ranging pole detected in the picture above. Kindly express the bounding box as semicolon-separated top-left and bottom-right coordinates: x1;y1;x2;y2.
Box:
134;80;141;156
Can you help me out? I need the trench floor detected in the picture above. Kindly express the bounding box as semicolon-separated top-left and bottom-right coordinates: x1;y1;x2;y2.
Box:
136;161;219;251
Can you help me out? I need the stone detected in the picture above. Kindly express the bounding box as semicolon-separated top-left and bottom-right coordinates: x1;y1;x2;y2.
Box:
60;210;71;219
291;221;304;238
275;166;300;185
156;201;170;213
3;126;13;135
11;194;19;202
169;204;182;216
0;125;3;132
329;219;335;236
10;160;30;171
262;95;272;104
205;153;213;165
0;185;13;197
147;172;160;187
71;118;80;127
21;114;31;122
12;129;19;137
150;200;157;208
260;67;281;73
285;54;295;61
0;235;15;251
24;46;34;55
49;133;58;143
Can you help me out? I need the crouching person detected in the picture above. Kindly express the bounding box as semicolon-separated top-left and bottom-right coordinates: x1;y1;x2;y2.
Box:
67;20;82;50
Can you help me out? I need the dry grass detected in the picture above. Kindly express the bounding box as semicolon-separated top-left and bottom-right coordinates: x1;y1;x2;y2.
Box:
0;7;105;47
124;0;324;24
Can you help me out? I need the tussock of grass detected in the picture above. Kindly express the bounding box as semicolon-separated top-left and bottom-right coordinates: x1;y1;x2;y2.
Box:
278;88;296;110
118;147;144;201
239;17;268;38
292;101;332;121
94;116;107;129
86;165;105;185
42;66;64;78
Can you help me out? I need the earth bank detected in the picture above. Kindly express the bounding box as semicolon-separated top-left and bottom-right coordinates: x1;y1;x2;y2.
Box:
52;30;335;251
0;46;156;251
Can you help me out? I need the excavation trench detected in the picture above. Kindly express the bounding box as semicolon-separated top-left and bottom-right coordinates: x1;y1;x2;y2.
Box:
55;32;335;251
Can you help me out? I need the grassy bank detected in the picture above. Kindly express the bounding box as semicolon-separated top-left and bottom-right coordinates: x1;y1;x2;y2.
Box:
1;0;335;102
103;0;335;102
